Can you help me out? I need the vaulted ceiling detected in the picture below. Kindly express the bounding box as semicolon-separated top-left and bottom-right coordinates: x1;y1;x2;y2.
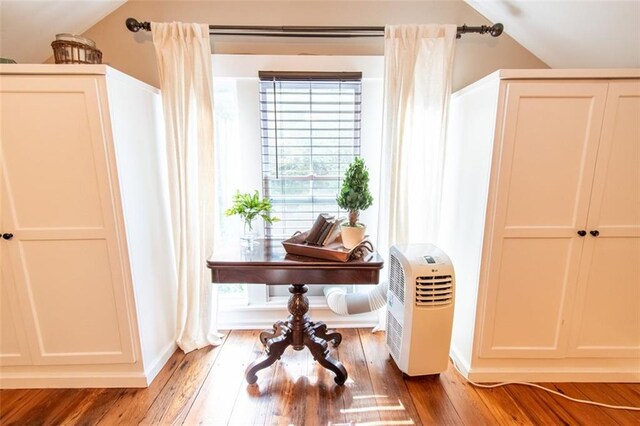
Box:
0;1;126;64
466;0;640;68
1;1;638;68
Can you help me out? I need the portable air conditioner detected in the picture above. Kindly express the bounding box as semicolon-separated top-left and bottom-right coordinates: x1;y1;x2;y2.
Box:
386;244;455;376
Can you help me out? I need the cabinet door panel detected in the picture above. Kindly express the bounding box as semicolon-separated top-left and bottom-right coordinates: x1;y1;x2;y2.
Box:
490;238;572;352
502;90;602;229
569;81;640;357
20;240;125;357
0;76;135;365
587;82;640;231
0;120;32;366
570;238;639;355
480;82;608;358
0;262;31;366
1;89;104;229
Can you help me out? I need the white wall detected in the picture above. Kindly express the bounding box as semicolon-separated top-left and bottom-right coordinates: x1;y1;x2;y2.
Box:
79;0;548;91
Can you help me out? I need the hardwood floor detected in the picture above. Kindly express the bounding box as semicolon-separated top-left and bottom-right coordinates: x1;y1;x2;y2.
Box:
1;329;639;425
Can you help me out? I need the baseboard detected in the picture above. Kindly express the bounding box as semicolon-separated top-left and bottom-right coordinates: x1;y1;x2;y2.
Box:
143;341;177;385
0;372;149;389
2;343;178;389
449;345;472;378
466;367;640;383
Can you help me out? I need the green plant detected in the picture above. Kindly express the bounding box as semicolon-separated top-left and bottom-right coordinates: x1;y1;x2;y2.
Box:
336;157;373;227
225;190;279;231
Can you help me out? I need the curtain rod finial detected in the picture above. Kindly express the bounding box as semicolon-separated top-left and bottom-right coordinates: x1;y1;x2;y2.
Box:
126;17;150;32
491;23;504;37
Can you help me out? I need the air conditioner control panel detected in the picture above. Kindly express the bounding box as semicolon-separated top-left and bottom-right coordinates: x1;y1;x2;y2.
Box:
412;254;445;266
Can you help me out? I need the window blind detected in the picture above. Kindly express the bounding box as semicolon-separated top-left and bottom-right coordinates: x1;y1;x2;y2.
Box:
259;71;362;239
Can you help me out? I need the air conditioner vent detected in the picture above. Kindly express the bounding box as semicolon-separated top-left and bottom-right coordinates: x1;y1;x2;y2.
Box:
386;310;402;360
389;254;405;304
415;275;453;306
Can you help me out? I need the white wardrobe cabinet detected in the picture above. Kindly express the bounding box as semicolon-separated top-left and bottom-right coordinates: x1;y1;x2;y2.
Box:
440;70;639;382
0;65;177;388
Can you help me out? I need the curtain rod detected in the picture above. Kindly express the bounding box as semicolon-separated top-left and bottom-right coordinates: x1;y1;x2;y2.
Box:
125;18;503;39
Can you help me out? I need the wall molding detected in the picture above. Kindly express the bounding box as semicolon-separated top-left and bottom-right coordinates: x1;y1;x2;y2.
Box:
143;341;177;385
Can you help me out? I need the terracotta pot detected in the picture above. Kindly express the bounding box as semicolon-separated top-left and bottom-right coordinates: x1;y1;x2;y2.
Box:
340;224;366;249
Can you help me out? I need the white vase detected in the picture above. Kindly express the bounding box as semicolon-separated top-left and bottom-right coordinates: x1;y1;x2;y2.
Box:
340;224;366;250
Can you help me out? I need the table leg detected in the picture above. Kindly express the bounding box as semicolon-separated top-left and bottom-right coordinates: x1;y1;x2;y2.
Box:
289;284;347;385
303;331;348;385
245;331;292;385
288;284;309;350
245;284;348;386
311;321;342;346
259;320;287;346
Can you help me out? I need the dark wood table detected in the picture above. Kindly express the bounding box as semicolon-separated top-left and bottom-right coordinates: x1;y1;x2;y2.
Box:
207;239;383;385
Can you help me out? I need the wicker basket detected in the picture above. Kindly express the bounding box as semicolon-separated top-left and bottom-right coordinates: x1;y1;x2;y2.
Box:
51;40;102;64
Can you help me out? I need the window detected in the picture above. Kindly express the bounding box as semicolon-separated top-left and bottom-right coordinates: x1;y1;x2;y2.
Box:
211;55;383;313
258;72;363;239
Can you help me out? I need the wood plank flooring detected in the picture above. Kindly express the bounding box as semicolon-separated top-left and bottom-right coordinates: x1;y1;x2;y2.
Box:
1;329;639;425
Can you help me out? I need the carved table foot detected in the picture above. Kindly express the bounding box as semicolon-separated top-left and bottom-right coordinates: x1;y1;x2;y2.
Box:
245;331;292;385
311;321;342;347
304;332;348;385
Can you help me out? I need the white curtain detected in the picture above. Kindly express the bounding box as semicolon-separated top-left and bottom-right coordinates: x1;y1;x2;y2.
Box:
377;24;457;252
152;22;222;353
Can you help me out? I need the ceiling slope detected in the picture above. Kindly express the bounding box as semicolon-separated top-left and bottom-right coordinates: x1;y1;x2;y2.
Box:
2;1;638;68
466;0;640;68
0;0;126;64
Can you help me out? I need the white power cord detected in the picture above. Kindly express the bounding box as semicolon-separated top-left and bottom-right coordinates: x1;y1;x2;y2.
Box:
450;358;640;411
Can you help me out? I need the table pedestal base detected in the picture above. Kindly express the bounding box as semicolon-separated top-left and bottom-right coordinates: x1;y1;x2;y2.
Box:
245;284;347;385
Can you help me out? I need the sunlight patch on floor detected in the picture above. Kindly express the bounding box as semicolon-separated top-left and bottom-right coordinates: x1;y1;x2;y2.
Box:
331;421;415;426
341;400;406;414
352;395;389;400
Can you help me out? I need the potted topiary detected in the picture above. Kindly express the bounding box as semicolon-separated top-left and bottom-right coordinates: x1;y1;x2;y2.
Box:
225;190;279;246
336;157;373;249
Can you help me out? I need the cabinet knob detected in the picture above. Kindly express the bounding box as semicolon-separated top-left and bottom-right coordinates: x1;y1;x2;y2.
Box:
2;233;13;240
577;230;587;237
590;230;600;237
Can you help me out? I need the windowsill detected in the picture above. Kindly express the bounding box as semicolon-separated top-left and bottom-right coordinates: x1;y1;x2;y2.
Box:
217;295;379;329
220;295;334;312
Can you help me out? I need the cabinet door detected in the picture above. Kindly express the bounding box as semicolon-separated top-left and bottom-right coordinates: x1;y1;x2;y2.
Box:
0;76;135;365
568;81;640;357
479;81;608;358
0;158;32;366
